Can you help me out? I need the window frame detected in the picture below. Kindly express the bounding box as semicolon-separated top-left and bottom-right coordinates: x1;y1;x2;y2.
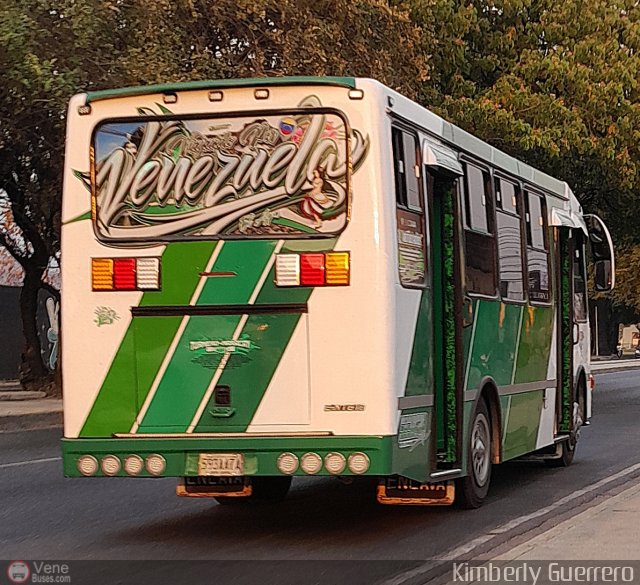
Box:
523;187;552;306
391;124;429;290
89;107;353;244
494;173;527;305
461;158;498;299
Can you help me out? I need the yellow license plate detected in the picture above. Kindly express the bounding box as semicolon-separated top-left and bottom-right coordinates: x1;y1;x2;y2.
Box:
197;453;244;476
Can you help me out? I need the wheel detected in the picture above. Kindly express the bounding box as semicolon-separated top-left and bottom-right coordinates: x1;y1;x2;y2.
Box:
215;476;292;505
456;398;492;509
546;383;585;468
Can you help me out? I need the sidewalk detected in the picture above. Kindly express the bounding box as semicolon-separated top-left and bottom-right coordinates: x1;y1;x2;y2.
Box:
495;482;640;560
591;359;640;374
0;387;62;432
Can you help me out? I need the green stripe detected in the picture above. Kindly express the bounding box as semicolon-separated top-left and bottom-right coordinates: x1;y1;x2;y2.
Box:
80;241;216;437
193;239;335;432
138;240;276;432
193;312;303;432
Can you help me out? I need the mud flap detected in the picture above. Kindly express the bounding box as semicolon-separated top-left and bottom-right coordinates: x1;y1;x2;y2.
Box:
376;476;455;506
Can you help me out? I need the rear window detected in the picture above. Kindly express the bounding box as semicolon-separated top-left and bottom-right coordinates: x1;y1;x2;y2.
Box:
91;107;366;242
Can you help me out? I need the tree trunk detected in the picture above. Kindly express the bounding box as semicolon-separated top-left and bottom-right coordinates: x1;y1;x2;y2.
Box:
19;266;46;383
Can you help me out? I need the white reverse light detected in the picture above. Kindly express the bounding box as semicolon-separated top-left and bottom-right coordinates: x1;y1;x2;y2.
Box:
101;455;121;476
277;452;299;475
145;454;166;476
348;452;370;475
136;257;161;290
324;452;346;475
124;455;144;476
275;254;300;286
77;455;99;477
300;452;322;475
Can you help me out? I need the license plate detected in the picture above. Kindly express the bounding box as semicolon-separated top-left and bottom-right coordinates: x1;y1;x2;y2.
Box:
197;453;244;476
377;476;454;505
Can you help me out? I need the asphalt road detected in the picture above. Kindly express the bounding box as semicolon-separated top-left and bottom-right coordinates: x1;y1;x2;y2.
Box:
1;370;639;580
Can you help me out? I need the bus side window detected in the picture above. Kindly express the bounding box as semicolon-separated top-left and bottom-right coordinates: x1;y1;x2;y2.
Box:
392;127;426;287
524;191;551;303
495;178;525;302
573;234;588;322
463;163;497;297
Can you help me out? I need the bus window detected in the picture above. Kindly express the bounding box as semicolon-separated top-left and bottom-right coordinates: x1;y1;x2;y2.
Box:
495;179;524;301
392;128;421;211
392;127;426;287
463;163;496;297
573;236;588;322
525;191;550;303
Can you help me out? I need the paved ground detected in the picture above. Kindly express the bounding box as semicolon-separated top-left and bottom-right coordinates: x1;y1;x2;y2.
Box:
0;370;638;582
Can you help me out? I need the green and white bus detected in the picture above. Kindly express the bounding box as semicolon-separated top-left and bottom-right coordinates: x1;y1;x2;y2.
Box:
61;77;615;507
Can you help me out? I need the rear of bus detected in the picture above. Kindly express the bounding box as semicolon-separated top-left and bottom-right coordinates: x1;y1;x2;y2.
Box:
60;78;405;494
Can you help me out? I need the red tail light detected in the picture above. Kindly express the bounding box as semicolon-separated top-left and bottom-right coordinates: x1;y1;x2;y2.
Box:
113;258;137;290
300;254;325;286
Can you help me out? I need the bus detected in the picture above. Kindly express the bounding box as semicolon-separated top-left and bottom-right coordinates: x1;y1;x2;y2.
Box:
61;77;615;508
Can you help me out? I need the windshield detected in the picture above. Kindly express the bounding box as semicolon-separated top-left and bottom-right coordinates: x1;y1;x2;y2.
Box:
91;102;368;242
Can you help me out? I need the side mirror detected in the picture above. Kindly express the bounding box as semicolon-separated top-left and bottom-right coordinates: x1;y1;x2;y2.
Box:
584;214;615;292
594;259;613;292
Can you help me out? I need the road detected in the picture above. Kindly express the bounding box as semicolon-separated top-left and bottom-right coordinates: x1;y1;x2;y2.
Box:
1;370;639;579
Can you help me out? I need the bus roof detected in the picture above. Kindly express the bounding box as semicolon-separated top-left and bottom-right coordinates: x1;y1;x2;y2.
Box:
84;76;356;104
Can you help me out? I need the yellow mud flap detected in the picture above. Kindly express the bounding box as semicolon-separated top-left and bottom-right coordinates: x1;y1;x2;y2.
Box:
177;476;252;498
377;476;455;506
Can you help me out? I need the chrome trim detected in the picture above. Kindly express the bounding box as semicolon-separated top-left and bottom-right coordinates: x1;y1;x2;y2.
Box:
464;390;478;402
429;469;463;480
114;431;334;439
497;380;556;396
398;395;434;410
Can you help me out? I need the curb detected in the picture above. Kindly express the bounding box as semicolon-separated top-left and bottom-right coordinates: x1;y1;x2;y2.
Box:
0;411;62;433
592;366;640;375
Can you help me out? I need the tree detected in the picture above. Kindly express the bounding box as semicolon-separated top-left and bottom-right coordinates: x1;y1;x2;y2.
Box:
401;0;640;245
1;0;428;386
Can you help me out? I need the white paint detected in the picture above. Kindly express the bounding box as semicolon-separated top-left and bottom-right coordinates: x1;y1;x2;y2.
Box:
536;309;558;449
0;457;61;470
247;315;311;428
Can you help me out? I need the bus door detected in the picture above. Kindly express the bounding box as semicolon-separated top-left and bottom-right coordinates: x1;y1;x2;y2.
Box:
556;227;584;436
423;140;465;472
556;215;614;435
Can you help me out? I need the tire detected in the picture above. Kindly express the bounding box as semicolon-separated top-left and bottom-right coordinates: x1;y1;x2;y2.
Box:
215;476;292;505
456;398;492;509
546;383;585;468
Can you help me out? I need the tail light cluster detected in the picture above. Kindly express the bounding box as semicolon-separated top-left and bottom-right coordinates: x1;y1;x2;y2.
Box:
275;252;350;287
92;257;161;291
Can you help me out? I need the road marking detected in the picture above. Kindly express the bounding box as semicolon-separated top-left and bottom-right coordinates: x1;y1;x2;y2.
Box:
0;456;61;470
384;462;640;585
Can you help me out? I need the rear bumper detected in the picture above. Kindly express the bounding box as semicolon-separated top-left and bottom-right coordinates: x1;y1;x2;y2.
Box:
61;435;393;478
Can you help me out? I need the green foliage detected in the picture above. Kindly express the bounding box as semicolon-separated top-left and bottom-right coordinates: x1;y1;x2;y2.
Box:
0;0;427;381
402;0;640;245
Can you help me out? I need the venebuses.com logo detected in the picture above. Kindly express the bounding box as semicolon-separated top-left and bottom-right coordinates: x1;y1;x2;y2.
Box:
7;562;30;584
6;561;71;584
